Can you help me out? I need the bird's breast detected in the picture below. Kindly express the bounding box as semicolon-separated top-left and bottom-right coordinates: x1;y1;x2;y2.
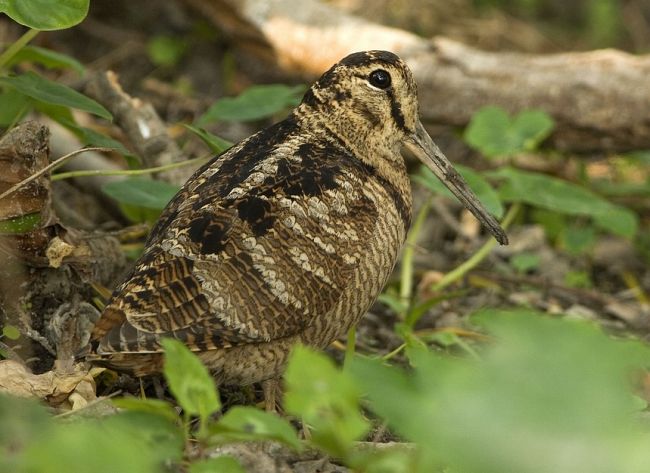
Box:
301;168;413;346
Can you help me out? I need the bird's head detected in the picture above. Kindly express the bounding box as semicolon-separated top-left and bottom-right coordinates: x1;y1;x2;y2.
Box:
299;50;508;245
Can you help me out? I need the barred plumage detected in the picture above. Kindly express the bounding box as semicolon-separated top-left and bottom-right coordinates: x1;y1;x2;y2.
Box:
88;50;506;388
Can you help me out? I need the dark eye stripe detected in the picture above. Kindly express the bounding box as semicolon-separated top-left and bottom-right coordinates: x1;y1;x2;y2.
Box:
386;89;406;130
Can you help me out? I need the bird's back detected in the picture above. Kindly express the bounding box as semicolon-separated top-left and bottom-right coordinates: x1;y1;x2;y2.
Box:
89;111;412;381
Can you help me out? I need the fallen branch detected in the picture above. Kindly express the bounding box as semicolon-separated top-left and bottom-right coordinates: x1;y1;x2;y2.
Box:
84;71;192;184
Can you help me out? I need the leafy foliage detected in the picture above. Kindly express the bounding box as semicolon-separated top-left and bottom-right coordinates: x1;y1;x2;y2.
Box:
101;178;181;223
464;106;554;158
147;35;188;68
0;72;111;120
492;166;638;237
350;309;650;473
285;345;369;458
0;0;89;30
197;84;304;124
161;338;221;436
7;45;85;74
414;163;504;218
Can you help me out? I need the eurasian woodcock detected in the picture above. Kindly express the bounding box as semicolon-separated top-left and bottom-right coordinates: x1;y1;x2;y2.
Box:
88;51;507;399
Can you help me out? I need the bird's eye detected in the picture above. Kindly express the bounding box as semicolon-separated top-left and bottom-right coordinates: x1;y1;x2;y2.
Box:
368;69;391;89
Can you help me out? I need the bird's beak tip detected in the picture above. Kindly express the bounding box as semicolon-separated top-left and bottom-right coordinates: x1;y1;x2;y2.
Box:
406;120;509;245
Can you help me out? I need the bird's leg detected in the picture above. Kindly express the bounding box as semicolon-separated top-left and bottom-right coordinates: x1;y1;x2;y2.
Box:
261;378;282;412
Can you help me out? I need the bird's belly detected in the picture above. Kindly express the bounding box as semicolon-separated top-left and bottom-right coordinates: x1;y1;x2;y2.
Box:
301;185;409;348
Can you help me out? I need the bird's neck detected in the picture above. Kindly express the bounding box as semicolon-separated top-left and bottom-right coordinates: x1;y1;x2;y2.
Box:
294;105;411;208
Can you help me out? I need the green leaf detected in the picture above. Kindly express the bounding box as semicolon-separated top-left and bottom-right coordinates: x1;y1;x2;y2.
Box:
2;325;20;340
8;45;85;74
190;456;246;473
197;84;304;124
352;310;650;473
0;72;111;120
464;106;554;158
22;411;182;473
512;110;555;151
284;346;369;458
509;252;540;273
101;178;180;210
559;224;596;255
0;88;30;126
147;36;187;68
35;101;130;156
162;338;221;424
210;406;301;450
0;0;89;30
0;394;52;472
0;213;41;234
185;124;234;154
564;270;593;289
413;164;504;218
492;167;638;237
377;292;408;315
112;397;179;424
116;203;165;225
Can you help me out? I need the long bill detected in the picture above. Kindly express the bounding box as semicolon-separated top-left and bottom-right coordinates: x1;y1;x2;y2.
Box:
405;120;509;245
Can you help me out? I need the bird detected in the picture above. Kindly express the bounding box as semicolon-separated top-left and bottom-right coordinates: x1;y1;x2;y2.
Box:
88;50;507;406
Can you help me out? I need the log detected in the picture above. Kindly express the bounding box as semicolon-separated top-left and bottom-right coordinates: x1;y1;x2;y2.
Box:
182;0;650;152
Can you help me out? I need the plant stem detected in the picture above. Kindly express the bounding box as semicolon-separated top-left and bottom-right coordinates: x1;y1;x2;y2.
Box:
51;155;210;181
0;147;113;201
0;29;40;71
399;197;432;310
344;327;356;369
431;203;521;292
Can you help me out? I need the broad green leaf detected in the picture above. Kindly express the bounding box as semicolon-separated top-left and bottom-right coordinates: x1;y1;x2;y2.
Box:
463;106;512;158
559;224;596;255
352;310;650;473
22;411;181;473
511;110;555;150
70;125;131;155
377;292;408;315
35;101;130;156
0;394;52;472
210;406;301;450
0;213;41;234
116;203;165;225
190;456;245;473
593;179;650;198
564;270;593;289
2;325;20;340
592;210;637;238
464;106;554;158
0;72;111;120
413;164;504;218
0;88;30;126
0;0;89;30
197;84;304;124
101;178;180;210
530;208;566;240
8;45;85;74
284;346;368;458
112;398;179;424
185;124;233;154
492;167;638;237
509;252;540;273
147;36;187;67
161;338;221;424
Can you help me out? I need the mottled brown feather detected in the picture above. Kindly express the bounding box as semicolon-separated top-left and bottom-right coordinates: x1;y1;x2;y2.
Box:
88;50;420;382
